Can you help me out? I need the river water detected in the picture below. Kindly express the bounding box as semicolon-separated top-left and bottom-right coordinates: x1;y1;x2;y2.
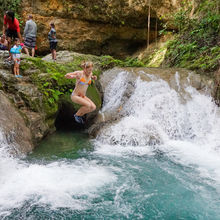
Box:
0;69;220;219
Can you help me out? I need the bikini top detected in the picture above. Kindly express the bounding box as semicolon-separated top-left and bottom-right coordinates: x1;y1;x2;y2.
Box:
78;77;91;86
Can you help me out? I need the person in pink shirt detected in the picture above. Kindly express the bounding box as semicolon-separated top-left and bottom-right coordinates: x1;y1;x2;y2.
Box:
2;11;22;52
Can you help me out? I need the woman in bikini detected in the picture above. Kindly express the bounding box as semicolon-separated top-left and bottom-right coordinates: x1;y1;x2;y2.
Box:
65;61;97;124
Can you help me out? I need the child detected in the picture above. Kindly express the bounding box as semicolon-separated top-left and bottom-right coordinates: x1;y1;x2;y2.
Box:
65;61;97;124
0;34;8;50
10;38;23;78
48;22;57;61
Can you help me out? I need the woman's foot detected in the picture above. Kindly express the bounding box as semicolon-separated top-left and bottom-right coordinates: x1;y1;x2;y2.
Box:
74;114;84;124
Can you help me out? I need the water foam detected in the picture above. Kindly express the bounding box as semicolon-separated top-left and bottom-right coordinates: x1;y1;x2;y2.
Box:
95;70;220;186
0;131;116;216
1;69;220;217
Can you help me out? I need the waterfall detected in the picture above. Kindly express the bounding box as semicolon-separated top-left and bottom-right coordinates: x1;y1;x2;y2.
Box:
0;68;220;219
95;69;220;184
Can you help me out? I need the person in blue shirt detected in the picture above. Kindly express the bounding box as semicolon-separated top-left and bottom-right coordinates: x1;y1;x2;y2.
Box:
10;38;23;78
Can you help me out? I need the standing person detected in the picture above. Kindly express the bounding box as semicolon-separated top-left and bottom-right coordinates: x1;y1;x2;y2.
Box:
23;14;37;57
0;34;8;50
65;62;97;124
48;22;57;61
10;38;23;78
2;11;22;52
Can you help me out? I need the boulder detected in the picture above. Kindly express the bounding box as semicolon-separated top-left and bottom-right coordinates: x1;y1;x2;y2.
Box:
0;51;103;152
0;91;33;154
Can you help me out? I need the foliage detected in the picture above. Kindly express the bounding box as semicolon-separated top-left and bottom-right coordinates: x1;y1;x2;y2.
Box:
0;0;23;26
164;0;220;72
0;0;21;12
99;56;145;69
19;54;146;116
20;56;108;116
23;58;75;116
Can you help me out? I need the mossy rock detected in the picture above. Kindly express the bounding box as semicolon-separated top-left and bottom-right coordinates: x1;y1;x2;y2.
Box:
19;53;104;127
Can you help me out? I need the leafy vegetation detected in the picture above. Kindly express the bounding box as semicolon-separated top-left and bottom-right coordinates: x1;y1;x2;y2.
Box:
0;0;21;12
164;0;220;73
0;0;23;25
20;58;82;117
99;56;145;69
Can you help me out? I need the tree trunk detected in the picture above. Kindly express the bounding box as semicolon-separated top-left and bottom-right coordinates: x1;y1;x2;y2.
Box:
147;0;151;48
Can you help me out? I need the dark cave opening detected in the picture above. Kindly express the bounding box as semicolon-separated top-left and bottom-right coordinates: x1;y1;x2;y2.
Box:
55;101;84;131
101;38;146;59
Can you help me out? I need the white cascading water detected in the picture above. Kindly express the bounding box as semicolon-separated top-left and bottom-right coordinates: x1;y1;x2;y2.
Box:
0;130;116;217
0;68;220;218
95;70;220;186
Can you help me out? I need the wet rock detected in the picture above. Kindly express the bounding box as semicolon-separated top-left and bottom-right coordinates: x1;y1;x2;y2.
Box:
0;91;33;154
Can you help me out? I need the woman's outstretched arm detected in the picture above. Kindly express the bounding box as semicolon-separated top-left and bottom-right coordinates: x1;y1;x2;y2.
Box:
91;75;97;80
65;71;81;79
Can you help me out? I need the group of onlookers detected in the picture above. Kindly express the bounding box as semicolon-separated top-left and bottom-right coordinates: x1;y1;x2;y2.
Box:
1;11;57;78
1;11;98;125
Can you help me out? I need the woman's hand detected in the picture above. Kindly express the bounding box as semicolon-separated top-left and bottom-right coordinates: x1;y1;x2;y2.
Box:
65;71;80;79
65;73;74;79
91;75;97;80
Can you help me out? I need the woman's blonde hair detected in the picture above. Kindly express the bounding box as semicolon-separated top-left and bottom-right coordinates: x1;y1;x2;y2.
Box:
81;61;93;69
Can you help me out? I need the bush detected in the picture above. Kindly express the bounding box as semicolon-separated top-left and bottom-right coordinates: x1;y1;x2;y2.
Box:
164;0;220;72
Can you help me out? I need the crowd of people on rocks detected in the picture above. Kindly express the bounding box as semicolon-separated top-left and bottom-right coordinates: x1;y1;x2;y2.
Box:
1;11;57;78
1;11;97;124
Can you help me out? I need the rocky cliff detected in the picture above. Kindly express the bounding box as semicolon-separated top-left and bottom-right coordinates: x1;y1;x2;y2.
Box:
21;0;183;57
0;50;103;153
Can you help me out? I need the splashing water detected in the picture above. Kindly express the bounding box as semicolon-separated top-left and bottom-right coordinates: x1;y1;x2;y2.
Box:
0;131;116;218
96;70;220;183
0;69;220;219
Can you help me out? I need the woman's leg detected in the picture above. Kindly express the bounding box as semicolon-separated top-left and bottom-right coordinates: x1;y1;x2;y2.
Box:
7;37;11;51
83;96;96;112
71;95;93;116
6;37;12;61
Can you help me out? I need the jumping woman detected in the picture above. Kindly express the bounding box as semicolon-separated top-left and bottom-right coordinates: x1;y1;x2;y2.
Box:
65;61;97;124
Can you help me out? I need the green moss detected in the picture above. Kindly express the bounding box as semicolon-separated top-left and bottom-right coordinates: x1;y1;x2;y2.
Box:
98;56;145;69
20;55;105;120
164;0;220;73
19;53;147;122
87;85;102;109
77;4;85;10
144;47;168;68
165;39;220;72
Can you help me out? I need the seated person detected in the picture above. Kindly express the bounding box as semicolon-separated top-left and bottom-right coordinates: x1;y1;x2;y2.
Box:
0;34;8;50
